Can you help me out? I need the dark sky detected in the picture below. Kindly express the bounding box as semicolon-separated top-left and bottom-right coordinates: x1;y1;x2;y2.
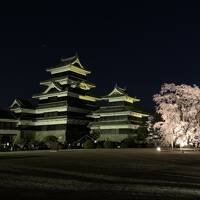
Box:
0;1;200;110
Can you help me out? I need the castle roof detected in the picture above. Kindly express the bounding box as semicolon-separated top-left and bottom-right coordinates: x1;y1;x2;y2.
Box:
92;105;148;115
103;84;127;97
10;98;36;109
102;84;140;103
47;54;89;71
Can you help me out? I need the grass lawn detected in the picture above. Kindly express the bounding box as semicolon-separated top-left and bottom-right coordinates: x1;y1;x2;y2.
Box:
0;149;200;200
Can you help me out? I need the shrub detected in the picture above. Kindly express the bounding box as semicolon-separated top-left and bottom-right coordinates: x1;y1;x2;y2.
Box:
36;141;48;150
43;136;58;143
83;140;96;149
121;138;137;148
104;141;115;149
0;144;11;152
96;143;103;148
60;141;68;149
136;127;148;141
13;144;22;151
120;142;129;148
146;143;156;148
43;136;59;150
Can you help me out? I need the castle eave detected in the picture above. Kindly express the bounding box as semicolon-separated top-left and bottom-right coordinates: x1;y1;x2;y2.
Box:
0;129;20;135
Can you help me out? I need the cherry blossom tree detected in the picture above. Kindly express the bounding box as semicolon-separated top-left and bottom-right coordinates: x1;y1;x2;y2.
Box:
152;83;200;148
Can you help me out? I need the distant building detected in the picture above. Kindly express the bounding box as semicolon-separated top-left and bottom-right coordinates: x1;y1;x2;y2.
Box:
88;85;149;142
0;109;19;148
9;98;36;144
10;55;98;144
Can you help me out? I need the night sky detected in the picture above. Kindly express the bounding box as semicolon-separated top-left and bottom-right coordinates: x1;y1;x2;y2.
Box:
0;1;200;111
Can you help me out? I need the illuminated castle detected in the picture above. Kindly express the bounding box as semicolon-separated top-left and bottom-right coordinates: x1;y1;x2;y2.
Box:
0;55;148;147
9;55;98;144
88;85;149;142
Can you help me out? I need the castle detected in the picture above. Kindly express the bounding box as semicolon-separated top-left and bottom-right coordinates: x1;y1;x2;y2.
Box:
0;55;148;148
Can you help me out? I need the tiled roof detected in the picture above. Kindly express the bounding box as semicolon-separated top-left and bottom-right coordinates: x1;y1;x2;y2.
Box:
60;55;78;65
40;75;95;87
92;105;148;115
104;84;127;97
17;98;36;109
47;55;89;71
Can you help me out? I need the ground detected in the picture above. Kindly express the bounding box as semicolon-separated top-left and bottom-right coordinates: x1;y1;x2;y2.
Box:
0;149;200;200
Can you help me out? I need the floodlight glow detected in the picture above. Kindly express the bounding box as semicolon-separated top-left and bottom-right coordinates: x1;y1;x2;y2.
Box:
156;147;161;152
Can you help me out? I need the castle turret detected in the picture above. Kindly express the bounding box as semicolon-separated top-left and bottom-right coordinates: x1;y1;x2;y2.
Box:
88;84;149;142
11;55;98;143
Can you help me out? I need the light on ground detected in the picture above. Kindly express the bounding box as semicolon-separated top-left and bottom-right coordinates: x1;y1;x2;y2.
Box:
156;147;161;152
